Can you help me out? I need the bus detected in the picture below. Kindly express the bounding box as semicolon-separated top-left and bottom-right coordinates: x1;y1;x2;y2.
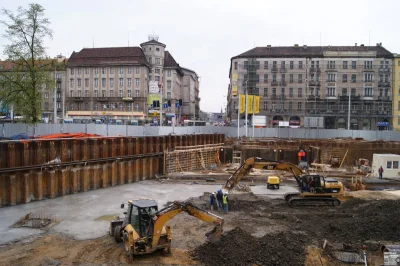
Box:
183;120;206;126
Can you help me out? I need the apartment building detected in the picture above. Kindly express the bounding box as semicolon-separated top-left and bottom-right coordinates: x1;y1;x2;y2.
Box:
393;54;400;131
181;67;200;120
66;37;200;125
228;44;394;130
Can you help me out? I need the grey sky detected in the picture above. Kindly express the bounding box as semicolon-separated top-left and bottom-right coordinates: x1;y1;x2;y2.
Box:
1;0;399;113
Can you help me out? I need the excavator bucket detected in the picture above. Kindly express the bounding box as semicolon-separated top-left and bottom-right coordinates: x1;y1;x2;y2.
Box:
205;225;223;242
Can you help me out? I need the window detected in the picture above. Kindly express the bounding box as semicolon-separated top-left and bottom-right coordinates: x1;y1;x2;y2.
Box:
136;67;140;74
364;87;373;97
155;76;160;81
44;92;49;99
327;73;336;82
70;90;74;97
352;61;356;69
298;102;302;110
70;79;74;88
93;104;98;110
394;161;399;169
281;88;285;95
254;88;259;95
263;102;267;110
127;90;132;97
167;92;171;99
264;88;268;97
244;61;248;69
83;78;88;87
298;61;303;69
56;83;61;90
289;88;293;97
128;67;132;74
281;61;285;69
290;61;294;69
343;61;348;69
102;67;106;75
364;73;373;82
102;78;106;87
256;61;260;69
351;74;356;82
110;90;114;97
110;78;114;87
85;68;89;75
342;74;347;83
290;74;294;83
281;74;285;81
255;74;259;83
264;61;268;69
119;103;123;111
101;90;106;97
155;69;160;74
364;61;373;69
272;88;276;96
135;89;139;97
135;78;140;86
135;103;139;111
77;78;81;87
167;70;171;77
289;102;292;110
298;74;303;83
387;161;392;169
167;80;172;89
234;62;237;70
156;58;160;64
119;67;124;74
328;61;335;69
110;67;114;74
342;88;348;96
127;78;132;87
327;87;336;97
298;88;302;97
264;74;268;83
119;89;124;97
94;68;99;75
85;90;89;97
385;88;389;97
272;74;277;82
119;78;123;86
385;74;389;82
272;102;276;110
70;68;74;75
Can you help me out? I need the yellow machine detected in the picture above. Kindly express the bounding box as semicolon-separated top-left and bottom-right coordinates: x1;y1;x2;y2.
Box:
224;157;344;207
109;199;223;258
267;176;280;189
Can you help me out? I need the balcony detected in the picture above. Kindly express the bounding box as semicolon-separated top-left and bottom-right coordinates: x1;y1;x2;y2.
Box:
271;66;278;73
378;82;390;87
298;80;303;84
73;97;84;102
379;68;390;73
271;94;277;100
279;95;286;100
56;78;62;83
271;81;278;86
308;95;320;100
378;96;390;101
280;67;287;73
122;97;134;102
309;67;321;73
279;81;287;86
308;81;320;86
97;97;109;102
339;94;361;101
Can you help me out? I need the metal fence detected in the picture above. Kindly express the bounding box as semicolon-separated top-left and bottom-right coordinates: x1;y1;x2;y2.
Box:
1;123;400;141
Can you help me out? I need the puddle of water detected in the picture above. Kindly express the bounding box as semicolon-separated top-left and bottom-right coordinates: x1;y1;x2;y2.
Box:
94;214;118;221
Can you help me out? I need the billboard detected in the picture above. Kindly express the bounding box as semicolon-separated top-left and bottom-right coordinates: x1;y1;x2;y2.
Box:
147;94;161;106
232;73;238;96
149;81;160;94
239;94;260;114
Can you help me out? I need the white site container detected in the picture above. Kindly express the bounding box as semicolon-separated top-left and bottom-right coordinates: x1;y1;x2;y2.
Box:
371;154;400;179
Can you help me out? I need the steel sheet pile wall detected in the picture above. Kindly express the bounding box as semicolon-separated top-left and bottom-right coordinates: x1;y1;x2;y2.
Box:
0;134;225;207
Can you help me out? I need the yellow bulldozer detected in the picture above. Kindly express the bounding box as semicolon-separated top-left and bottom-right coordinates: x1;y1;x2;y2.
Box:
109;199;223;258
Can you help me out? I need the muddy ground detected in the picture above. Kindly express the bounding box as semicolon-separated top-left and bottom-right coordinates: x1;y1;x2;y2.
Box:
0;191;398;266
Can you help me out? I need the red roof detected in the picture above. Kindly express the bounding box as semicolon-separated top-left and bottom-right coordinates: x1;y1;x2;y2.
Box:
67;47;148;67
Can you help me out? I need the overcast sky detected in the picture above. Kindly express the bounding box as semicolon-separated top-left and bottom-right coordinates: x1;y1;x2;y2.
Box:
1;0;399;113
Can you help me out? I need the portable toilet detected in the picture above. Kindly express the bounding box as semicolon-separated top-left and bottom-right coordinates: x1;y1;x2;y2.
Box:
372;154;400;179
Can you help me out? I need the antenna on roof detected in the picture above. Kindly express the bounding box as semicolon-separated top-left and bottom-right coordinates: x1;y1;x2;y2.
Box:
148;30;159;41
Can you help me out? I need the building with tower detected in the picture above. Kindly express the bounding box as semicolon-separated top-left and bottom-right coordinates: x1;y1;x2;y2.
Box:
65;35;200;125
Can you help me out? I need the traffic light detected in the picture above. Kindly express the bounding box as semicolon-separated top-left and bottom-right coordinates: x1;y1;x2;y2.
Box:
153;101;157;108
179;99;183;106
167;100;171;107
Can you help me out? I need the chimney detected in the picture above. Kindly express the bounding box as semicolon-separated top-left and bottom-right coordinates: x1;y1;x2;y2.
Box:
294;44;299;47
355;43;357;46
267;45;272;49
303;45;307;49
361;44;364;47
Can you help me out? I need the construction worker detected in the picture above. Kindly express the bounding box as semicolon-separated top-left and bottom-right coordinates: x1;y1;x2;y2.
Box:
222;193;229;213
297;151;302;162
216;190;223;211
209;192;216;211
378;166;384;179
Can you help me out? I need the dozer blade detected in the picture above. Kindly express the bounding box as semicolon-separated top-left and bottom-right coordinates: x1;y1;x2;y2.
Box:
205;225;223;242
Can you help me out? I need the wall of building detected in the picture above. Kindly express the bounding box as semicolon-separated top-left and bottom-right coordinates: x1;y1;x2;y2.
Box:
393;56;400;131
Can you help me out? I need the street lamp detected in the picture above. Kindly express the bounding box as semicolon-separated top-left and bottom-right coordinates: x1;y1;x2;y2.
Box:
347;82;351;130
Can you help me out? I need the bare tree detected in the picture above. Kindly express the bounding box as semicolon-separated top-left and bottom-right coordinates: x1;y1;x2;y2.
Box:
0;3;53;123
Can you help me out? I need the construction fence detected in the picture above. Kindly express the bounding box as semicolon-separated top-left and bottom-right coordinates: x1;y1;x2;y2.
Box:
1;123;400;141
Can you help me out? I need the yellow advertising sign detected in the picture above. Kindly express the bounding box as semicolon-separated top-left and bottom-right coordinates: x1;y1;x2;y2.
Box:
239;94;245;113
254;96;260;114
247;95;253;113
232;73;238;81
232;85;238;96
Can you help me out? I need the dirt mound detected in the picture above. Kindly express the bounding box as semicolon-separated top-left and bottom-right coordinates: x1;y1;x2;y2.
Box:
191;227;306;266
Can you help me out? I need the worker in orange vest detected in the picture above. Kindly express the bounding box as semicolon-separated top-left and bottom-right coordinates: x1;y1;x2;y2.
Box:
298;151;302;162
301;150;306;161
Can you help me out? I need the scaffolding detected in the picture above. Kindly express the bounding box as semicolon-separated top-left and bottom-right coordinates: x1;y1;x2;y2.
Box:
164;144;224;174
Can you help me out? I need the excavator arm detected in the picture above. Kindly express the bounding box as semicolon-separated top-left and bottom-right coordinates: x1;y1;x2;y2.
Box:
150;201;224;251
224;157;305;191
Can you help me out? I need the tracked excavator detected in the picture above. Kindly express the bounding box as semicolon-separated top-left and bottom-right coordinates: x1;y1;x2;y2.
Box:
224;157;344;207
109;199;223;258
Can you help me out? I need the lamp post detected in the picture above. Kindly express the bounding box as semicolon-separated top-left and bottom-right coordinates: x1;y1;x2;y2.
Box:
347;82;351;130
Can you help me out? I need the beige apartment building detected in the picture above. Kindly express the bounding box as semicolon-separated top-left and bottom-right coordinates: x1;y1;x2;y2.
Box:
66;37;200;125
393;54;400;131
228;44;394;130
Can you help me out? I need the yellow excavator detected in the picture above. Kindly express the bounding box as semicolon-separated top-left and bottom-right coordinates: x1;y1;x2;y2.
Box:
224;157;344;207
109;199;223;258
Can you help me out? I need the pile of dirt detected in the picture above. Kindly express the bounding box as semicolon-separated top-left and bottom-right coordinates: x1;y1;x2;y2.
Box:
191;227;307;266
